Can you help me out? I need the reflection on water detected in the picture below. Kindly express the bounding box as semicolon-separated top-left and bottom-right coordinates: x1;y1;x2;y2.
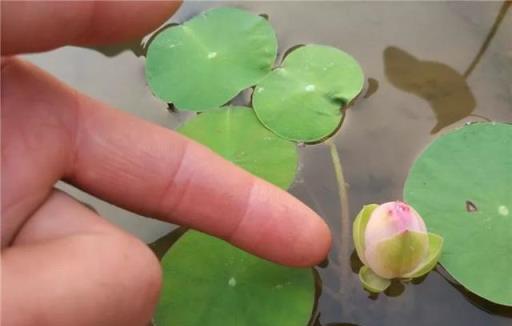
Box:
384;46;476;134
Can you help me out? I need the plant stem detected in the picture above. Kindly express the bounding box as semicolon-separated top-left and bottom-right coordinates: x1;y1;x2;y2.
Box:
327;140;351;293
463;1;510;78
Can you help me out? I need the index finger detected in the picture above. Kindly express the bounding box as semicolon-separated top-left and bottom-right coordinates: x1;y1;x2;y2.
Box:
2;58;332;266
1;1;181;55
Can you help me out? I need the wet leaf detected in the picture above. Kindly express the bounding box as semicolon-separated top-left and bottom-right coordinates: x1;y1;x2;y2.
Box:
404;122;512;306
253;44;364;142
154;231;316;326
145;7;277;111
178;106;298;189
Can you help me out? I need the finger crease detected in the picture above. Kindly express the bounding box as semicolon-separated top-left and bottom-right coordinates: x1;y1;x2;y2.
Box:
156;142;191;216
224;179;256;243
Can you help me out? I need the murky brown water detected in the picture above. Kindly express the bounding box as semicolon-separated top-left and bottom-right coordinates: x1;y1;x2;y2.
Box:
25;1;512;325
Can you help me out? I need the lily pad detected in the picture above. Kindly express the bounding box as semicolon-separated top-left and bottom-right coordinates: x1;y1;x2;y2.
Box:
252;45;364;142
155;231;316;326
404;122;512;306
178;106;298;189
145;7;277;111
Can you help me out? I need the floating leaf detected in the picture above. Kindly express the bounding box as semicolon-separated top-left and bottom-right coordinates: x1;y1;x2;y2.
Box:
155;231;316;326
253;45;364;142
145;7;277;111
404;122;512;306
178;106;298;189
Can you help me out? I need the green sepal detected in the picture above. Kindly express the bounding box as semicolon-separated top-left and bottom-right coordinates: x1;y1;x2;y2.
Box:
402;232;444;278
352;204;378;264
367;230;428;278
358;265;391;293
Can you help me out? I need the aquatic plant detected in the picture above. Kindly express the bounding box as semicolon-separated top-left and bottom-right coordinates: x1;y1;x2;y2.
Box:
353;201;443;293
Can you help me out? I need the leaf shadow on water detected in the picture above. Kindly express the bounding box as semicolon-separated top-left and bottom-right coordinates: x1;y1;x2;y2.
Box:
383;1;510;134
309;268;326;326
363;78;379;99
435;267;512;318
85;22;181;58
148;227;187;260
86;38;145;57
383;46;476;134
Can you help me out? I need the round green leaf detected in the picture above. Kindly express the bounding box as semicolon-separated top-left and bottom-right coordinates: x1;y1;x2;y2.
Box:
252;45;364;142
145;7;277;111
178;106;298;189
404;122;512;306
155;231;316;326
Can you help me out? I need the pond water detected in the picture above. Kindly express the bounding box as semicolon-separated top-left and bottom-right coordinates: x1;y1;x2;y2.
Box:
25;1;512;325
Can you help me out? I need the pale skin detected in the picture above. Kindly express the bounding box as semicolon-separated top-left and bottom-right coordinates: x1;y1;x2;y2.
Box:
1;2;331;325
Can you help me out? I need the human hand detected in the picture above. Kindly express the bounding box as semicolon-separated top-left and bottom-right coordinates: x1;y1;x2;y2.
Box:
1;2;331;325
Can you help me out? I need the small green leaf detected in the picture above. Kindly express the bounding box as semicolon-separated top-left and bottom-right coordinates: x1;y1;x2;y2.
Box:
145;7;277;111
358;265;391;293
155;231;316;326
352;204;378;264
253;44;364;142
403;232;444;278
404;122;512;306
178;107;298;189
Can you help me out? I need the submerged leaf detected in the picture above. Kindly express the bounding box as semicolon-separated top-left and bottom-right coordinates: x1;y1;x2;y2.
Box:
253;44;364;142
178;106;298;189
145;7;277;111
155;231;316;326
404;122;512;306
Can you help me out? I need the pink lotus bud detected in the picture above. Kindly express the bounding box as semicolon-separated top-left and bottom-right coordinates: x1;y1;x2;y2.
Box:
364;201;428;278
353;201;443;292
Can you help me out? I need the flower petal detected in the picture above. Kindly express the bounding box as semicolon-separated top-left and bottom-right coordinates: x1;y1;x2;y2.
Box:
365;201;427;248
